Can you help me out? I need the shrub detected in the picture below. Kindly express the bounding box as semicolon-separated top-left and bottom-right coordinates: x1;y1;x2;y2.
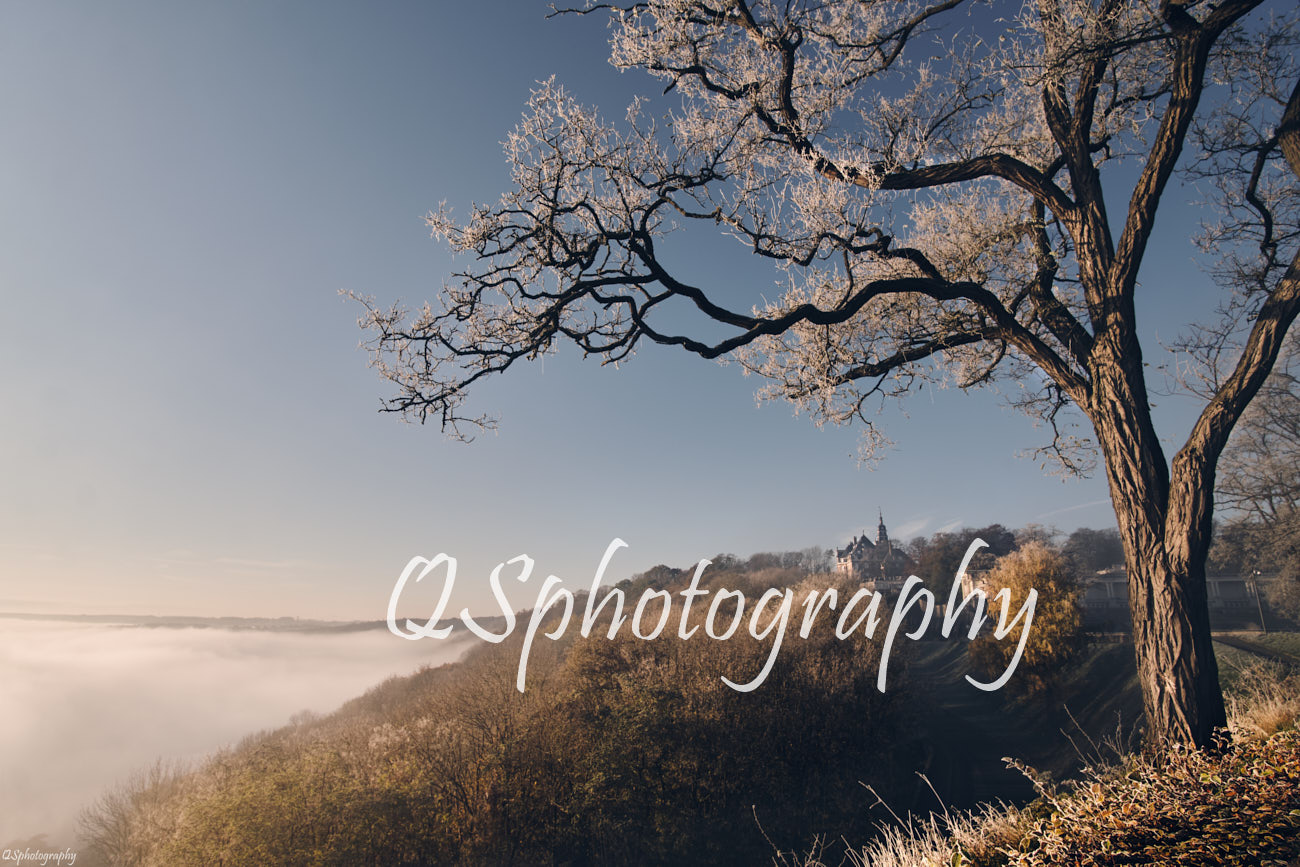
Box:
1005;730;1300;865
969;542;1086;699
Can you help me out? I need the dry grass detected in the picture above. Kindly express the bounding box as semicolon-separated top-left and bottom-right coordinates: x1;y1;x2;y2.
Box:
847;803;1029;867
801;662;1300;867
1226;659;1300;739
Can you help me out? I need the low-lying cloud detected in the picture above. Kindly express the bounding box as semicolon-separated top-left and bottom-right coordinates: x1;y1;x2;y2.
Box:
0;618;471;849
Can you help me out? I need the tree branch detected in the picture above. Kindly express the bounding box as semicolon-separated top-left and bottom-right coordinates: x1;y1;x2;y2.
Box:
1110;0;1266;305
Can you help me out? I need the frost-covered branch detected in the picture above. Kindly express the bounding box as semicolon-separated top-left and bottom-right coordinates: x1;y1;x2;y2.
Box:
357;0;1294;477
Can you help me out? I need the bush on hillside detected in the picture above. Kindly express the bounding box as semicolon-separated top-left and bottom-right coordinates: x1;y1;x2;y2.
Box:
969;542;1086;699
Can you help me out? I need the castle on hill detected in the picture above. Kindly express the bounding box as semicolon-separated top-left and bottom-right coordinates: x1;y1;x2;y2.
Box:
834;511;913;588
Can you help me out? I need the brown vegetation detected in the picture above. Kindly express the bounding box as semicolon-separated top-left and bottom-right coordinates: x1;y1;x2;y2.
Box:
836;660;1300;867
80;571;908;866
970;543;1087;699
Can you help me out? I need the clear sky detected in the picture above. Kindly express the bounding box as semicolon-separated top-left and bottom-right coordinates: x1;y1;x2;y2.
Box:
0;1;1230;620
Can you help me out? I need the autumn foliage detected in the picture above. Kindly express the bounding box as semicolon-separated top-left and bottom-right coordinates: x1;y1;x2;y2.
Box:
970;542;1086;699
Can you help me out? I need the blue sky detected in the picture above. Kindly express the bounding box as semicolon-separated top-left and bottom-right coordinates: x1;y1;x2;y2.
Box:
0;1;1230;619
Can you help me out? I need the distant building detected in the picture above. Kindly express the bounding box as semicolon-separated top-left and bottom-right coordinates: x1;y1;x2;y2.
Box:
1081;567;1271;611
835;511;913;590
1081;565;1127;611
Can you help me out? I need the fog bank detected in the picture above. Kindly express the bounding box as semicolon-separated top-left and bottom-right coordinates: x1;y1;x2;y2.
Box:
0;617;471;849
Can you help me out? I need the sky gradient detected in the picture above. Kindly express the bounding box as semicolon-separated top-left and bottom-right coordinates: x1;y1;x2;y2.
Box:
1;1;1231;620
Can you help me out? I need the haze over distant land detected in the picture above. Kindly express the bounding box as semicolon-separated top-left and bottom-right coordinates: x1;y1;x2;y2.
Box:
0;615;472;850
0;610;387;632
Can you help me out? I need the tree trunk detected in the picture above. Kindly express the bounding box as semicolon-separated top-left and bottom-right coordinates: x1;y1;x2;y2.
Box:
1119;518;1225;748
1090;342;1227;748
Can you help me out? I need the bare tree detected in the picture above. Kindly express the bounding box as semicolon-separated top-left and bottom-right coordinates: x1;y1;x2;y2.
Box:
355;0;1300;748
1216;332;1300;527
1210;330;1300;616
1062;526;1125;572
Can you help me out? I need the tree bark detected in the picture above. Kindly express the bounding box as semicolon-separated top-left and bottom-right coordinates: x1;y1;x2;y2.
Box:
1090;339;1227;747
1120;518;1226;748
1280;76;1300;179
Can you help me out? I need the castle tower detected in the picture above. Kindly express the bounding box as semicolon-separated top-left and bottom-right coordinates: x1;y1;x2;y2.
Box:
877;509;888;545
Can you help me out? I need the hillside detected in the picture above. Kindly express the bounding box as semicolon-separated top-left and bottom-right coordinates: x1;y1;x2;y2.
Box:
896;637;1145;813
79;558;1300;866
79;571;919;866
845;655;1300;867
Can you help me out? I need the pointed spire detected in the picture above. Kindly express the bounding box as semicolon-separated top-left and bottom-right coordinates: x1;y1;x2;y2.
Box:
877;509;887;544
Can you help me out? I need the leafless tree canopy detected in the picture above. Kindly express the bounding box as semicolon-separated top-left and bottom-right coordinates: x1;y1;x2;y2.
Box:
358;0;1296;454
355;0;1300;746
